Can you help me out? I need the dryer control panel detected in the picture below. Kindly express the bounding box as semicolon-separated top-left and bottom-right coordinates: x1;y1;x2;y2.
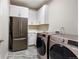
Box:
68;40;78;47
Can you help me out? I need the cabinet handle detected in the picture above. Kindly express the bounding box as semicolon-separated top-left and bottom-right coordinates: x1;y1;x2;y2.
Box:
18;9;20;16
63;39;65;42
18;13;20;16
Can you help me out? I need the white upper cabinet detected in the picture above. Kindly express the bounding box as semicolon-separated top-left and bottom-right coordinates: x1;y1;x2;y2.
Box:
28;9;37;25
19;7;29;18
37;5;48;24
9;5;29;18
10;5;19;17
10;5;48;25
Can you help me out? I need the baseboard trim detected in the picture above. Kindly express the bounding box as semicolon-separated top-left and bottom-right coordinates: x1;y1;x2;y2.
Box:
28;44;36;47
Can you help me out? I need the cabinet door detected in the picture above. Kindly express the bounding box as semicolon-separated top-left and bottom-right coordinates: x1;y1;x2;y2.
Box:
44;5;48;24
28;33;37;45
20;7;29;18
28;33;33;45
40;6;45;24
37;5;48;24
37;5;44;24
10;5;20;17
28;9;37;25
32;33;37;45
10;5;29;18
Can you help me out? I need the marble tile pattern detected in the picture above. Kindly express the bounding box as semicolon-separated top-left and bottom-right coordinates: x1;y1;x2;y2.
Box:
7;46;40;59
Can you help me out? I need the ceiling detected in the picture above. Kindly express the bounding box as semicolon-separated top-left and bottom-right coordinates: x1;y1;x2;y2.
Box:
10;0;49;10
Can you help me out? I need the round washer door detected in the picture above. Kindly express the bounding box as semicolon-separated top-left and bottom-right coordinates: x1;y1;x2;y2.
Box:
36;37;46;56
50;44;78;59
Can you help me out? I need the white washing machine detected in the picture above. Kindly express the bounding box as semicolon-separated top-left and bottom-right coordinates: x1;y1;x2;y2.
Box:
49;35;78;59
36;33;50;59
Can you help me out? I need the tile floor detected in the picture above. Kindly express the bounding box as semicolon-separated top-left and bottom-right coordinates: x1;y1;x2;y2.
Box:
7;46;39;59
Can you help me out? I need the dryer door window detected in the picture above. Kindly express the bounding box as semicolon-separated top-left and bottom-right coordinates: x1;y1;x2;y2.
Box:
50;44;78;59
36;37;42;48
36;37;46;56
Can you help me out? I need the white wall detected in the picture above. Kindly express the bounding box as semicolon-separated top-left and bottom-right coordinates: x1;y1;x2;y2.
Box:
48;0;78;35
0;0;9;59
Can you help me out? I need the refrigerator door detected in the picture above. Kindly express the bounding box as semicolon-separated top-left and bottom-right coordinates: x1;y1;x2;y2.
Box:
13;17;20;38
20;18;28;38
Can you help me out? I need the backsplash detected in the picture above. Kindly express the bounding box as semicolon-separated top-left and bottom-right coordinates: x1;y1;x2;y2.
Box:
28;24;49;32
48;0;78;35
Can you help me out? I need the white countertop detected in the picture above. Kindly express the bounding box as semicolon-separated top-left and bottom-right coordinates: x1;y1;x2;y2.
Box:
51;34;78;42
28;31;49;33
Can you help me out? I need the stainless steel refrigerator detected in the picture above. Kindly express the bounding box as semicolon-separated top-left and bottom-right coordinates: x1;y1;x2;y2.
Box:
9;17;28;51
